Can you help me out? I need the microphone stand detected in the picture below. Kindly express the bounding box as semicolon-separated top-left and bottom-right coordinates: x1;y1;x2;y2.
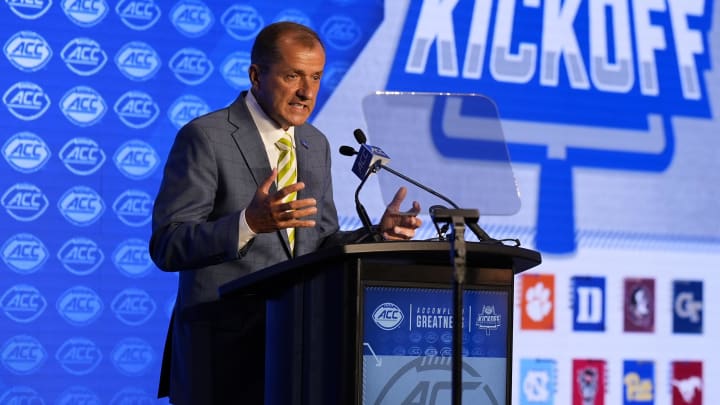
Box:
354;161;383;242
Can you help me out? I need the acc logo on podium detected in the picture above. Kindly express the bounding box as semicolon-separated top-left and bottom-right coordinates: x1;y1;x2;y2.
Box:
1;335;47;375
2;132;51;173
372;302;404;331
2;233;48;275
4;31;52;72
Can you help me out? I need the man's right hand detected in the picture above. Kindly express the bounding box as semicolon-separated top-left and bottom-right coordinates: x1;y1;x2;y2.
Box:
245;169;318;233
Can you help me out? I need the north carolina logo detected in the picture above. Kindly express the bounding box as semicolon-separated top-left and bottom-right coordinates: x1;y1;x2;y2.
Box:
372;302;404;330
116;0;161;30
221;4;263;40
55;337;102;375
6;0;53;19
57;186;105;226
2;132;51;173
321;15;362;50
113;90;159;129
170;47;214;85
111;337;154;376
167;94;209;129
59;137;106;175
62;0;109;27
61;37;108;76
115;41;161;81
59;85;107;126
56;286;104;326
220;51;251;89
0;284;47;323
1;233;48;275
170;0;215;38
113;239;152;278
111;288;157;326
112;189;152;227
113;139;160;180
57;237;104;276
1;183;48;222
4;31;53;72
0;335;47;375
3;81;51;121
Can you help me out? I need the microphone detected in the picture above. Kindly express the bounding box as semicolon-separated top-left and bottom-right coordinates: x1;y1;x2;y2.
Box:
353;128;367;144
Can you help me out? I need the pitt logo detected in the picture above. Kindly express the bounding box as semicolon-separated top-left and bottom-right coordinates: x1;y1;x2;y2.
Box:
221;4;263;40
56;286;104;326
4;31;53;72
55;337;102;375
167;94;209;129
115;0;161;30
111;337;154;376
59;137;106;175
170;47;214;85
57;237;104;276
321;15;362;51
113;139;160;180
59;86;107;126
3;81;51;121
61;37;108;76
2;132;51;173
221;51;251;89
6;0;52;19
0;335;47;375
170;0;215;38
1;183;49;222
113;90;159;129
112;189;152;227
1;233;48;275
115;41;161;81
62;0;109;27
57;186;105;226
113;239;152;278
372;303;404;330
111;288;157;326
0;284;47;323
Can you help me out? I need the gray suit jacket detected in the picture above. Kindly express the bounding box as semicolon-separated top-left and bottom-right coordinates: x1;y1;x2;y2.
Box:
150;92;365;403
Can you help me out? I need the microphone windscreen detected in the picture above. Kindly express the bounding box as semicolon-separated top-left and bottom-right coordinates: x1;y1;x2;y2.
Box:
353;128;367;144
339;145;357;156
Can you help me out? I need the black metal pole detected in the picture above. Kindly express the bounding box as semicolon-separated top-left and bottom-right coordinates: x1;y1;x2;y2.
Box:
450;217;467;405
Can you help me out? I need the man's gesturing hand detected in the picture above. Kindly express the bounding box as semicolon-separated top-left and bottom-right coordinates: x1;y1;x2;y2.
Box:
379;186;422;240
245;169;317;234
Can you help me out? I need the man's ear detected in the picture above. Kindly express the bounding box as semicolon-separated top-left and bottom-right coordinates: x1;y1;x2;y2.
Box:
248;64;260;88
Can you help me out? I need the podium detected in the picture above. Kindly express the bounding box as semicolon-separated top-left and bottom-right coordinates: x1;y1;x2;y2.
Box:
219;241;541;404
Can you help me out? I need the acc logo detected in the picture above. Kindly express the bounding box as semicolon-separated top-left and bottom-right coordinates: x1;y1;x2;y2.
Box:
110;387;155;404
1;335;46;375
1;233;48;275
0;284;47;323
57;186;105;226
61;37;108;76
2;132;51;173
324;62;350;90
57;237;104;276
4;31;53;72
112;189;152;226
113;239;152;278
3;81;51;121
6;0;52;19
58;386;100;404
113;90;160;128
115;41;161;81
59;137;106;175
1;183;48;222
221;51;251;89
60;86;107;126
0;386;45;404
116;0;161;30
62;0;109;27
111;288;157;326
55;337;102;375
321;15;362;50
170;0;215;37
221;4;263;40
111;337;154;376
168;94;210;129
114;140;160;180
273;9;312;27
372;302;404;331
170;47;214;85
56;285;104;326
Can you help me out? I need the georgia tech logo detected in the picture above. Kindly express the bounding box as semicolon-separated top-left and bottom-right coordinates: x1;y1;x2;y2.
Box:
4;31;53;72
111;337;154;376
167;94;210;129
322;15;362;50
113;90;159;128
62;0;109;27
115;41;161;81
114;140;160;180
170;48;214;85
55;337;102;375
56;286;104;326
111;288;157;326
116;0;161;30
112;189;152;226
113;239;152;278
3;81;51;121
1;233;49;275
1;183;49;222
372;302;404;330
0;284;47;323
170;0;215;37
59;137;106;175
61;37;108;76
221;51;251;89
57;186;105;226
2;132;51;173
6;0;53;19
0;335;47;375
221;4;263;40
57;237;104;276
59;85;107;126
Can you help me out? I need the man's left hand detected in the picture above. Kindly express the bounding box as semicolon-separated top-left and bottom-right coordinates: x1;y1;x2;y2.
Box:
379;187;422;240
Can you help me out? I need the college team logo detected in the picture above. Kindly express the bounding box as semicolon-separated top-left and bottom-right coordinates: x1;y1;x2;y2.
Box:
520;273;554;330
624;278;655;332
2;132;51;174
672;361;702;405
520;358;556;405
573;359;606;405
572;276;606;332
673;281;703;334
4;31;53;72
623;360;654;405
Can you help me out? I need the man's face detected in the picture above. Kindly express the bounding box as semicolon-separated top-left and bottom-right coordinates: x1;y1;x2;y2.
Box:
250;36;325;130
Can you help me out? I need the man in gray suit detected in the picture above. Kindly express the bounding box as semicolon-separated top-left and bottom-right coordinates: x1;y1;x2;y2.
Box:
150;22;421;404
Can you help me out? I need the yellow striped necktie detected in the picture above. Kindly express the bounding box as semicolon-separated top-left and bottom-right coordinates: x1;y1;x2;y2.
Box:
275;133;296;252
